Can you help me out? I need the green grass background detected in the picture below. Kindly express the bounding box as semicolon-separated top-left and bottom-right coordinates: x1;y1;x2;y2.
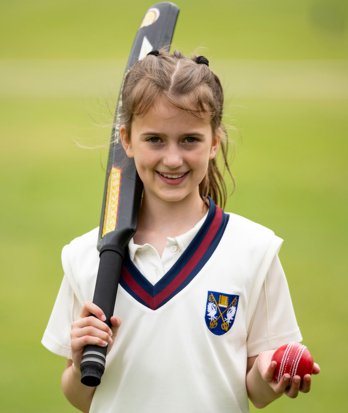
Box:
1;0;347;411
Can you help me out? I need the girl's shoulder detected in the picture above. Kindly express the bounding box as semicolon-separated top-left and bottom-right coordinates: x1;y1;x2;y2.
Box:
223;211;283;249
63;226;99;252
60;227;100;301
61;227;99;273
226;211;275;234
207;200;282;250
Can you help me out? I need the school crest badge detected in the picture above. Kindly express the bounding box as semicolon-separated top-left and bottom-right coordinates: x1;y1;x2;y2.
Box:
205;291;239;335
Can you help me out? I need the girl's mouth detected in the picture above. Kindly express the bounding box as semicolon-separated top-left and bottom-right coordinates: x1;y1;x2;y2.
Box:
156;171;189;184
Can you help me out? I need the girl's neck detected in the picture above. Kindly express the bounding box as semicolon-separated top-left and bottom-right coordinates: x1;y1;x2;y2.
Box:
134;193;208;254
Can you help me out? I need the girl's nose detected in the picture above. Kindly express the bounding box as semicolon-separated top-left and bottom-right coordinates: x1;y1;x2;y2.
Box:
162;145;183;168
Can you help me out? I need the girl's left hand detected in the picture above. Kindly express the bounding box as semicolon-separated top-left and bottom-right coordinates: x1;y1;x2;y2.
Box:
257;350;321;398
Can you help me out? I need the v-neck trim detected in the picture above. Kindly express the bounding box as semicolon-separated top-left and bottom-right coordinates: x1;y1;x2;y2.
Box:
127;211;208;262
119;199;229;310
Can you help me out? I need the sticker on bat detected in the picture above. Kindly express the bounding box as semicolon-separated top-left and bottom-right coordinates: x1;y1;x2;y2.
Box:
139;36;154;60
140;7;160;27
102;166;122;237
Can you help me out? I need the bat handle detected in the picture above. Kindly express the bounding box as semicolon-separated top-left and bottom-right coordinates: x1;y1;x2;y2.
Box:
80;248;123;387
80;344;108;387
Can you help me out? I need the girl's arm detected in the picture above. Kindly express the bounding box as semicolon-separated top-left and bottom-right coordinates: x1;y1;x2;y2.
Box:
61;302;121;412
246;350;320;409
62;360;96;413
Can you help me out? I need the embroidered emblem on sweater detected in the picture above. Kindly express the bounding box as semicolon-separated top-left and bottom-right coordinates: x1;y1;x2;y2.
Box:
205;291;239;335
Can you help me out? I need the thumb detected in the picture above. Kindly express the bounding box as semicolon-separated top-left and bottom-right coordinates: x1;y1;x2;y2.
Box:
312;362;321;375
110;315;122;333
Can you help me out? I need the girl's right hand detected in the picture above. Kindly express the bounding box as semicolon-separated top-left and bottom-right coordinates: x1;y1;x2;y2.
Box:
70;302;121;370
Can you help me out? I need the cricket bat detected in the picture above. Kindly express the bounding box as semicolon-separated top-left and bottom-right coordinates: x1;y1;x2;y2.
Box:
80;2;180;387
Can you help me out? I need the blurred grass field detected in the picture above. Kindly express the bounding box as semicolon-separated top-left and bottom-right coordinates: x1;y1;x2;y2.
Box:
0;0;347;412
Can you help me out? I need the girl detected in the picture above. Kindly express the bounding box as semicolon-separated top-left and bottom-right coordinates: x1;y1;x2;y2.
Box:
42;51;320;413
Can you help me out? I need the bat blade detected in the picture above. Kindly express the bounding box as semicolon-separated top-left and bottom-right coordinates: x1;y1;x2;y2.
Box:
99;2;180;251
80;2;179;387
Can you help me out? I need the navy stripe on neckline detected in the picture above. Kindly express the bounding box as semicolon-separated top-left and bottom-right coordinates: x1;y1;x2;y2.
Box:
120;200;229;310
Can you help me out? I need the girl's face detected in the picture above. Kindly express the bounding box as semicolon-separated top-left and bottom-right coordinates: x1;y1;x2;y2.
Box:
120;95;220;207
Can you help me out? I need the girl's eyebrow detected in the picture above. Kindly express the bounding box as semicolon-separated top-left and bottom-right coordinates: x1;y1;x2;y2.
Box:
140;131;164;139
141;131;205;137
141;131;162;135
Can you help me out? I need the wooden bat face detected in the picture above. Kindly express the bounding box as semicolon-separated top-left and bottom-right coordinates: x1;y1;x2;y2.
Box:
98;2;180;251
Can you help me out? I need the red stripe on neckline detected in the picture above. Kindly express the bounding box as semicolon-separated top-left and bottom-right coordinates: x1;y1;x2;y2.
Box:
153;207;223;308
121;206;224;310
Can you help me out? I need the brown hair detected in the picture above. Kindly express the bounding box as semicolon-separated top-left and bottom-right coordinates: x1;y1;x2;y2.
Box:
120;50;233;208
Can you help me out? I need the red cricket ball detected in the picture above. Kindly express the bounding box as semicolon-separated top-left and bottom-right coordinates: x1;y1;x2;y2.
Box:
272;342;314;383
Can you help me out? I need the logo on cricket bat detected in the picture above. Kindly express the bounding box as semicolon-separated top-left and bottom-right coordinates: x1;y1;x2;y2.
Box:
102;166;122;237
205;291;239;335
141;7;160;27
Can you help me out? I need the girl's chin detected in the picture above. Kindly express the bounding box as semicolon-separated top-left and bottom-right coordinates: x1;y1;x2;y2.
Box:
144;186;202;206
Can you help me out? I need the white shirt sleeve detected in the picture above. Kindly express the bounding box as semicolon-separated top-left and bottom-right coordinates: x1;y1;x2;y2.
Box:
41;229;99;359
41;274;82;359
247;255;302;356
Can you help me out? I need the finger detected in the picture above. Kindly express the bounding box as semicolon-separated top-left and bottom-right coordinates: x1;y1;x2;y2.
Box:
72;325;113;343
110;316;122;332
80;302;107;321
72;316;113;336
300;374;312;393
71;323;114;348
264;360;277;383
312;362;321;375
71;334;110;352
285;375;301;398
274;374;291;395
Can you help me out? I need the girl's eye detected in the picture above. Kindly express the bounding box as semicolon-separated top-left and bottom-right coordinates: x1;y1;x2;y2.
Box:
182;136;200;145
146;136;162;144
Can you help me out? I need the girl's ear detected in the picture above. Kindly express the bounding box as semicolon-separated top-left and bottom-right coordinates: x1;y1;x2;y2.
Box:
209;127;222;159
120;125;134;158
